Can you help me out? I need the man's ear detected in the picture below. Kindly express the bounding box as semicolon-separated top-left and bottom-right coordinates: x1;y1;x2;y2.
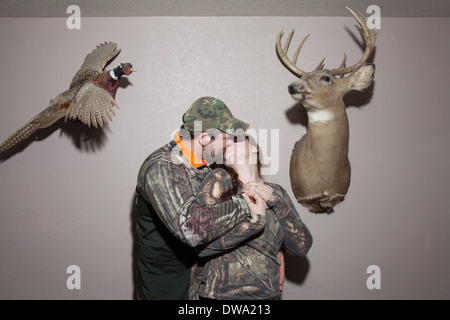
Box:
199;132;211;147
348;64;375;91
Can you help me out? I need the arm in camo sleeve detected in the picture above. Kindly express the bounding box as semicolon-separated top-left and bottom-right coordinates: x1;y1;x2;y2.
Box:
142;159;251;247
195;168;266;257
196;214;265;257
266;184;313;256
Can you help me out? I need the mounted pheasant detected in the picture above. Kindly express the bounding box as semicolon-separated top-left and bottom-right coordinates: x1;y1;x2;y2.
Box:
277;7;376;213
0;42;135;153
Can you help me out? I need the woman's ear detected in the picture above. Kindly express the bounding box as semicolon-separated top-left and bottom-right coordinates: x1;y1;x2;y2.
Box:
250;142;259;155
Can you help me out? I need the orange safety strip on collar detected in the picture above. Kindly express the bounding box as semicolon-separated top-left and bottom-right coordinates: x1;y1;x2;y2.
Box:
174;131;207;168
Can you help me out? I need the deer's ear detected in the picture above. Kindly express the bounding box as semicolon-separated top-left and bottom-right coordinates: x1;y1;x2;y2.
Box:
349;65;375;91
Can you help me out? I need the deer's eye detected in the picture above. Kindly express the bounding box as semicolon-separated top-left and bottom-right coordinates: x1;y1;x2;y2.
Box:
320;76;331;82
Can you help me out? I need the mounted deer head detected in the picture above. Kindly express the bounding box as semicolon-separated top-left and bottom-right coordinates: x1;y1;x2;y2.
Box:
277;7;376;213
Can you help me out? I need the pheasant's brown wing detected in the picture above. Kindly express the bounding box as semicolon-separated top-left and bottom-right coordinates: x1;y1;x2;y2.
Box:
0;99;68;153
66;83;118;128
69;42;121;88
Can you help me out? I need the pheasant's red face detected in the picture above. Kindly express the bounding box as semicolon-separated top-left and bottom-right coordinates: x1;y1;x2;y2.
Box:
120;63;136;75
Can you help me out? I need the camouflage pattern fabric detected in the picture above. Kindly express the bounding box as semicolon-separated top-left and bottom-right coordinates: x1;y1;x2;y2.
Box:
195;168;313;300
136;141;251;300
183;97;250;133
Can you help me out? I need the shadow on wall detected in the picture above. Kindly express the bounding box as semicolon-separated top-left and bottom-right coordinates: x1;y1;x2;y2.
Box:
284;253;310;298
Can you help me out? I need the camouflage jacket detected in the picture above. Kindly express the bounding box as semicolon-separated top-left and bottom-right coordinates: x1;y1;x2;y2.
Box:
136;140;251;299
195;169;313;300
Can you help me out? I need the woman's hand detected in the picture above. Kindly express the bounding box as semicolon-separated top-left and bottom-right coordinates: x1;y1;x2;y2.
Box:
242;189;266;221
243;181;273;202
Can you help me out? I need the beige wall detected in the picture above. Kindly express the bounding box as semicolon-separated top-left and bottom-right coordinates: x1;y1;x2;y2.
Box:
0;15;449;299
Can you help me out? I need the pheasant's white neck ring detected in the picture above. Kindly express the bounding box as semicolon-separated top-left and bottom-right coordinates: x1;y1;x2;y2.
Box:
109;69;119;80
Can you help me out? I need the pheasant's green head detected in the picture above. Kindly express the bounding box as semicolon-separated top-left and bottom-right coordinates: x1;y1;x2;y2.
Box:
111;63;136;80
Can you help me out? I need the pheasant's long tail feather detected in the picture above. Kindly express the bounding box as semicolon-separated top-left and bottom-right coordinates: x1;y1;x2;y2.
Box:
0;108;66;153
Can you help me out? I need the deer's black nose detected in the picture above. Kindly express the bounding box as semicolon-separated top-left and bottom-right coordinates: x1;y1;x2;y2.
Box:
288;83;299;94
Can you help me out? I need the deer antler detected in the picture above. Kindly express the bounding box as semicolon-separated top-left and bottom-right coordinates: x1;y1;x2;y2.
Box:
276;25;310;77
332;7;376;75
276;7;376;77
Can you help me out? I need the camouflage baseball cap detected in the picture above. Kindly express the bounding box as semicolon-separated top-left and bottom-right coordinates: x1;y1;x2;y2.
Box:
182;97;250;134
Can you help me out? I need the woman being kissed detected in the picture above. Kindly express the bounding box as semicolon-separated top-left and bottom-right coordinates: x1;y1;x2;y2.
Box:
195;132;313;300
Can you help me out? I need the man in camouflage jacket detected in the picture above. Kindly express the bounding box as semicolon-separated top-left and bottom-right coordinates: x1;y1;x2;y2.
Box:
136;97;255;299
